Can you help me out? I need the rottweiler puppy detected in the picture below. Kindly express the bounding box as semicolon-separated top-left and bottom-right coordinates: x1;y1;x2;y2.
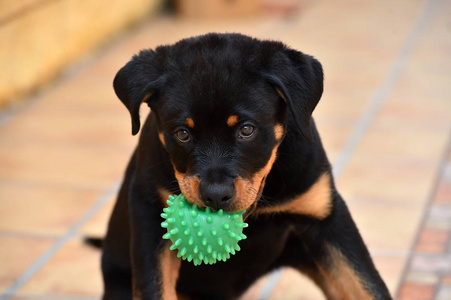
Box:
102;33;391;299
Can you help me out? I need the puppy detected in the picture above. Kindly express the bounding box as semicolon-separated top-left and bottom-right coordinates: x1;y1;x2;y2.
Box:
102;33;391;300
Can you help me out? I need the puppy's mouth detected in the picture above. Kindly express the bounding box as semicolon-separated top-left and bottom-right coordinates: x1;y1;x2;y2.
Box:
175;172;265;218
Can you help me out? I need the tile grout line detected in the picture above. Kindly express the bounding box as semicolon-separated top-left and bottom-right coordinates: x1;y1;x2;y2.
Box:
0;181;120;300
257;0;443;298
394;131;451;299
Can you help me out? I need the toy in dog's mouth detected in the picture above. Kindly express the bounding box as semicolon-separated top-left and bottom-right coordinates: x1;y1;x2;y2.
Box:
161;194;248;266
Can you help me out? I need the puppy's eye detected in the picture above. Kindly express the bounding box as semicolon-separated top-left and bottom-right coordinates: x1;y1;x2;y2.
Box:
175;129;190;143
239;125;255;139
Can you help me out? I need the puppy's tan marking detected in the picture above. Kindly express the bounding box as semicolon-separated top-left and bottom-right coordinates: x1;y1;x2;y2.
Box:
227;115;239;127
233;146;279;212
257;172;332;219
159;241;181;300
274;124;284;141
158;188;172;207
174;171;203;207
185;117;195;129
142;93;152;103
158;132;166;148
276;88;286;101
309;245;374;300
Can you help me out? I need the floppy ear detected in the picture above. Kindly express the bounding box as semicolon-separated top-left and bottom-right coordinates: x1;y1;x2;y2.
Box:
113;50;166;135
263;49;323;140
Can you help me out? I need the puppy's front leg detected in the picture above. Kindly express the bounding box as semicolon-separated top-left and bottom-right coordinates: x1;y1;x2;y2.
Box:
129;190;181;300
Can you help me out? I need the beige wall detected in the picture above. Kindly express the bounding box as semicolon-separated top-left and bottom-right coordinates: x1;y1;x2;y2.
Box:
0;0;163;108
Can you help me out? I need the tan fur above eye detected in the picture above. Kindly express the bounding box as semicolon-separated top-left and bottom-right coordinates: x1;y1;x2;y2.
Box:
185;118;195;128
227;115;239;127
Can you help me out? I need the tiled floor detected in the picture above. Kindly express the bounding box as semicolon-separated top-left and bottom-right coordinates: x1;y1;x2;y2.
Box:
1;0;450;299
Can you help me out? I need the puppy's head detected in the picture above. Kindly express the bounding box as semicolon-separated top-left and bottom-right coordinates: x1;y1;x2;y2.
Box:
113;33;323;213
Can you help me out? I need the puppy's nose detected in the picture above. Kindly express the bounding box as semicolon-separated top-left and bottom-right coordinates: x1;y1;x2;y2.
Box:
200;182;234;210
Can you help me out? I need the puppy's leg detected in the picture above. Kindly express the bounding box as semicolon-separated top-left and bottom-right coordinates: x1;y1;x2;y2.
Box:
288;194;392;300
128;188;182;300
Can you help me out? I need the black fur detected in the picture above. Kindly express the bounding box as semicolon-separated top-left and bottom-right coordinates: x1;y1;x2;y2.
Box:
101;33;391;299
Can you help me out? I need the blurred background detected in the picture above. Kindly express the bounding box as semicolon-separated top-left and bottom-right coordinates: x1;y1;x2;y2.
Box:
0;0;450;299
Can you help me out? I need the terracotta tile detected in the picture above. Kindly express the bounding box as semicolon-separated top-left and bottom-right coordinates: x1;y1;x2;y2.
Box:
434;183;451;204
371;255;405;295
416;228;449;248
355;126;448;162
0;235;54;292
80;195;116;237
0;141;130;188
338;161;436;204
19;238;102;296
397;282;435;300
346;196;423;252
415;225;450;253
0;104;136;146
415;243;446;253
0;183;104;236
442;276;451;285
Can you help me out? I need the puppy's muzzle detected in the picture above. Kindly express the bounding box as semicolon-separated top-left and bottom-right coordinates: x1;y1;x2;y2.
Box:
199;179;235;210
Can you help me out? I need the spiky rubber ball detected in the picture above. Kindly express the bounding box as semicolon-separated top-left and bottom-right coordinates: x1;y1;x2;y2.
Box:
160;194;248;266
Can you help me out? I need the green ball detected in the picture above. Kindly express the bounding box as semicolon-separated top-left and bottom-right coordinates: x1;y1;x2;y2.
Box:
160;194;248;266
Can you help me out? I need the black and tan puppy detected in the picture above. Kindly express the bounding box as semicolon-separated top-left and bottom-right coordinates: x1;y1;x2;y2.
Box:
102;33;391;299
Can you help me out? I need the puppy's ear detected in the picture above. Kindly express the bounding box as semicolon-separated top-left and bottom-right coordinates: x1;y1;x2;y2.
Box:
263;49;323;140
113;50;166;135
